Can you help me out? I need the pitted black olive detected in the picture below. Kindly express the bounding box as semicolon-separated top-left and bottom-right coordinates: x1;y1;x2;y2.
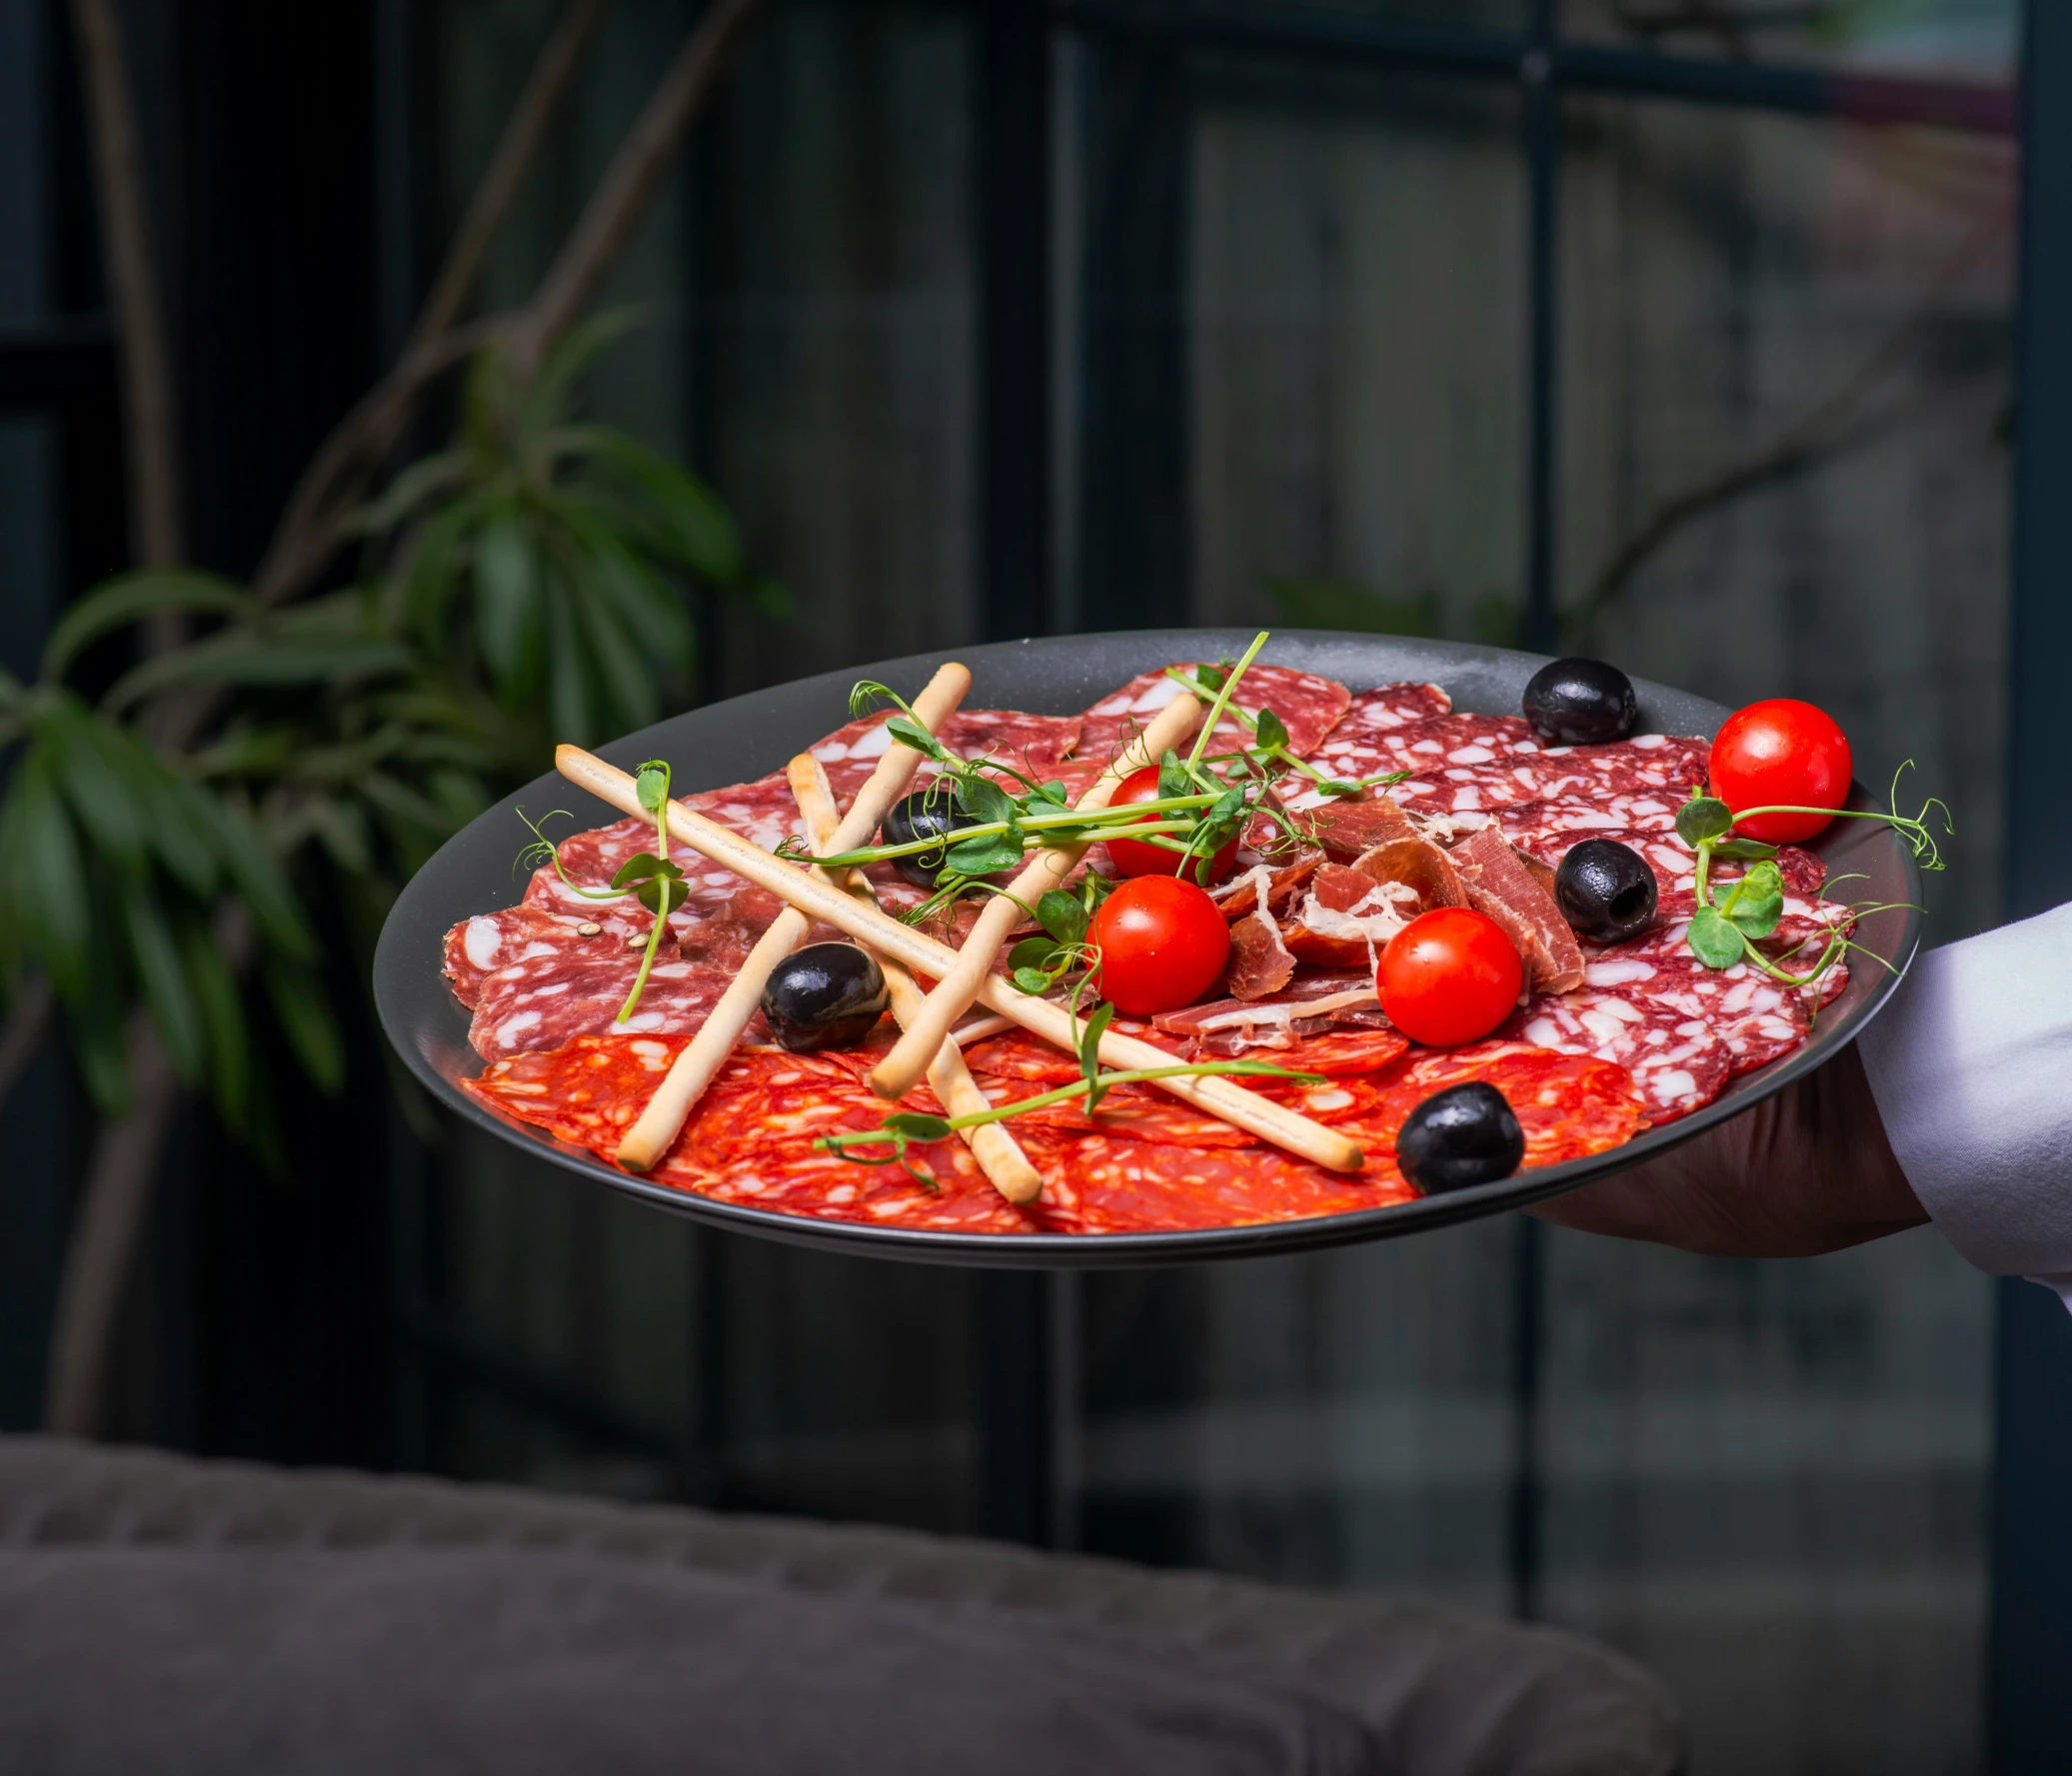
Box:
761;943;890;1051
1395;1082;1525;1194
1521;657;1639;746
882;785;962;888
1555;839;1659;945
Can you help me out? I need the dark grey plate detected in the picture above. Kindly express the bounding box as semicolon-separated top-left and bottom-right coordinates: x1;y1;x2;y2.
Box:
373;631;1922;1267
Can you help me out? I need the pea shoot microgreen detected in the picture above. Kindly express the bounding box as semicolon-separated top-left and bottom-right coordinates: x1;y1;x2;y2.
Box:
508;762;687;1020
1673;764;1948;987
815;1044;1325;1191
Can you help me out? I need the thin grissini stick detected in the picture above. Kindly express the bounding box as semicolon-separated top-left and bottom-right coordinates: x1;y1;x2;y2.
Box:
868;690;1207;1101
613;662;973;1172
557;746;1363;1174
791;757;1043;1205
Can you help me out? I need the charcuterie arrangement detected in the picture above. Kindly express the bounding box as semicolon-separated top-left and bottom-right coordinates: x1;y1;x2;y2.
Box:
442;636;1941;1236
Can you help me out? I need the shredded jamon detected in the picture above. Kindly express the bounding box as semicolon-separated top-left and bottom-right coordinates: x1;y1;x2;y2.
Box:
1452;827;1584;994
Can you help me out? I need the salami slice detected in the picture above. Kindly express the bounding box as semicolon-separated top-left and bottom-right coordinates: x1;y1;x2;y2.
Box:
810;708;1082;800
1302;682;1455;786
458;894;778;1059
1502;988;1732;1124
1071;663;1350;791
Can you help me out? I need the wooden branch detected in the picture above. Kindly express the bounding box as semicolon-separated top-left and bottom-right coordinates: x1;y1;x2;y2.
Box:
557;746;1365;1174
252;0;617;606
412;0;617;351
513;0;774;368
43;1011;183;1435
0;979;55;1112
1571;203;2012;639
68;0;185;655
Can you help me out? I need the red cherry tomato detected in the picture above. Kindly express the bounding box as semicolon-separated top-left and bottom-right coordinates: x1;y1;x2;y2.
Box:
1087;876;1232;1016
1709;698;1852;844
1102;765;1239;884
1378;908;1523;1047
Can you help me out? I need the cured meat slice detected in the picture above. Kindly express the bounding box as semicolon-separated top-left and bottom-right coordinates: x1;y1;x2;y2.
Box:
1576;948;1809;1074
1280;863;1415;969
810;707;1083;800
1349;833;1467;911
1211;858;1322;921
1346;718;1709;821
1451;827;1584;994
1303;683;1456;788
1226;905;1296;999
1291;792;1420;862
1071;663;1350;791
458;894;778;1060
1501;987;1731;1124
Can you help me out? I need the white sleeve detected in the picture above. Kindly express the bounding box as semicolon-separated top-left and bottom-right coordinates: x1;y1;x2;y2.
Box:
1856;900;2072;1306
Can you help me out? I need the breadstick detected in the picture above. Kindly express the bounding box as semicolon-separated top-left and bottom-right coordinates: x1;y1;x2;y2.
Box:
614;663;971;1171
557;745;1363;1174
867;691;1205;1100
789;756;1043;1204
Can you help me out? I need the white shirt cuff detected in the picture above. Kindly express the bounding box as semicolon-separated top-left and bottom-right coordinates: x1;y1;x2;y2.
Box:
1856;900;2072;1281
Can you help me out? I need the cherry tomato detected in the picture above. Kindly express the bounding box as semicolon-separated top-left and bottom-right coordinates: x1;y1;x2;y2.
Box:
1087;876;1231;1016
1102;765;1239;884
1709;698;1852;844
1378;907;1523;1047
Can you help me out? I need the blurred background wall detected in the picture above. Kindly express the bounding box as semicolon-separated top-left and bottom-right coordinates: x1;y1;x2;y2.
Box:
0;3;2043;1770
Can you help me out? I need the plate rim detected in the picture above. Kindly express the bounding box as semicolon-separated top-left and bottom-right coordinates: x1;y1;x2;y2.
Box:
373;629;1923;1269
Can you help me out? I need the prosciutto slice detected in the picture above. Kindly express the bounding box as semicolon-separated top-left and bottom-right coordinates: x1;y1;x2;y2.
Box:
1451;826;1585;994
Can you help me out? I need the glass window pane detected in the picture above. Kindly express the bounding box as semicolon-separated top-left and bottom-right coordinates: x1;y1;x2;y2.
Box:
1563;0;2019;79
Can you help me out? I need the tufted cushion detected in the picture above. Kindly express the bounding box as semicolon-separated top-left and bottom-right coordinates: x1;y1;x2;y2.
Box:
0;1437;1680;1776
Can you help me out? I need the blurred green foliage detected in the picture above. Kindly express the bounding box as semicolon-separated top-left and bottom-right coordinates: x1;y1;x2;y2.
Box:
0;321;771;1146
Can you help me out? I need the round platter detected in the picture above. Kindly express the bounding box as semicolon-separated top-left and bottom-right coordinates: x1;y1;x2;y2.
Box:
374;631;1922;1268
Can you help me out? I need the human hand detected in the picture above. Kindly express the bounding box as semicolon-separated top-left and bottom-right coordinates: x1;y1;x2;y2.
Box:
1525;1041;1927;1256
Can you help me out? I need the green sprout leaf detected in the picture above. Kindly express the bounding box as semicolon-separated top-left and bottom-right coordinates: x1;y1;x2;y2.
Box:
1012;966;1053;994
1254;708;1289;753
1710;838;1779;864
1077;1000;1115;1115
634;760;670;815
1036;889;1088;945
883;1110;953;1143
1675;796;1734;846
1158;749;1192;802
944;833;1023;876
957;777;1017;827
1722;860;1785;939
1687;905;1747;968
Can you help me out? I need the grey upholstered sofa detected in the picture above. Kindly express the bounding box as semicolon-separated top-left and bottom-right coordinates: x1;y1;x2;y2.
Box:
0;1436;1681;1774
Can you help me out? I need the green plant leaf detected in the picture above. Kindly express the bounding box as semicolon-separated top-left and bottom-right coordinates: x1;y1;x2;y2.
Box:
1723;860;1785;939
944;833;1022;876
1253;708;1289;753
518;308;644;453
883;1110;953;1143
40;569;253;685
1687;905;1747;969
578;429;744;582
633;875;690;917
1709;838;1780;864
474;507;543;697
263;952;345;1094
183;789;316;961
121;878;205;1084
957;777;1016;827
1011;966;1052;994
1675;796;1734;846
181;921;252;1132
1078;1000;1115;1115
1036;889;1086;945
104;634;415;712
885;716;952;763
634;761;671;815
1;750;94;1004
610;851;677;889
545;581;594;744
345;448;470;539
36;695;156;873
1157;749;1190;801
1009;935;1057;972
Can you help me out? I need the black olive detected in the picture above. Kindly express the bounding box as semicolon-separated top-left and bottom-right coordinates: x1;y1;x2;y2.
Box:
1555;839;1659;945
761;942;890;1051
883;785;962;888
1521;657;1639;746
1395;1082;1525;1194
